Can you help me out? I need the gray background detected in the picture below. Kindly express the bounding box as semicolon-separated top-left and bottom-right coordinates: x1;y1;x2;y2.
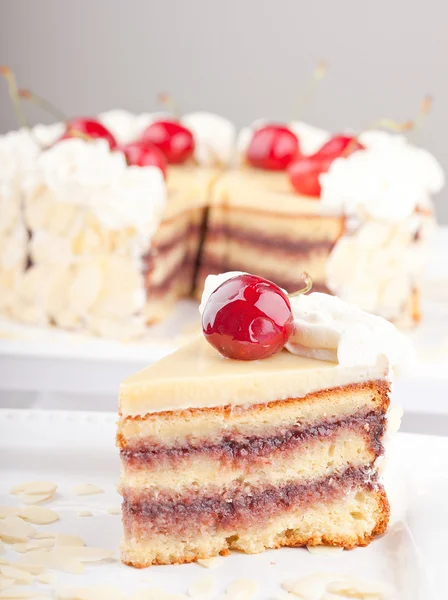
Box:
1;0;447;220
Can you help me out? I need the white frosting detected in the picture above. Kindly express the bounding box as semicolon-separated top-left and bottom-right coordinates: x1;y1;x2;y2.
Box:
286;291;415;373
98;109;158;145
320;130;444;222
199;272;414;374
181;112;236;166
30;138;166;236
237;120;330;163
0;129;40;190
32;122;65;147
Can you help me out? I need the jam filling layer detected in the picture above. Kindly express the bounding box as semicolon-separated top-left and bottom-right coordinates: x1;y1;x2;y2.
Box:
122;465;379;536
121;410;385;468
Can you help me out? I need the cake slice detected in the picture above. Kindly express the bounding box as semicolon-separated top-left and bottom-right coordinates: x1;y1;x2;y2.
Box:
118;272;411;567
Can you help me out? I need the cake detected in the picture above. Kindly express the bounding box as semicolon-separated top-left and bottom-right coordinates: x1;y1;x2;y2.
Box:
117;271;412;567
0;95;444;335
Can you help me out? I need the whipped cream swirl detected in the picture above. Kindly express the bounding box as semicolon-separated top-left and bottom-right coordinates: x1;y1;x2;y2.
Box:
28;138;166;237
181;112;236;167
320;130;444;222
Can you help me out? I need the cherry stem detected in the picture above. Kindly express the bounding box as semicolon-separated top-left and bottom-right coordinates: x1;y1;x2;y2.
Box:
19;88;68;122
291;60;328;122
158;92;181;119
0;66;28;128
288;273;313;298
342;118;414;158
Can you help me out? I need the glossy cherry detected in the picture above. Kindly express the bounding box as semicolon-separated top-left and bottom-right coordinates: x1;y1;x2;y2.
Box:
315;134;364;159
288;154;333;197
119;139;167;177
142;120;194;164
60;118;117;149
246;125;300;171
202;274;294;361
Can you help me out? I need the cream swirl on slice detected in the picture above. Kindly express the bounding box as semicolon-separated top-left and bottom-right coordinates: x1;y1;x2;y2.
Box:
181;112;236;167
286;291;415;373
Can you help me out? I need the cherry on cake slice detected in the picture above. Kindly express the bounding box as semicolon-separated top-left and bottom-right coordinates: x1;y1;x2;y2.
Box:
117;272;412;567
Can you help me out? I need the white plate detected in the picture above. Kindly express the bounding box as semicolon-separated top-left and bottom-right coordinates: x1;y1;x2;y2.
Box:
0;409;446;600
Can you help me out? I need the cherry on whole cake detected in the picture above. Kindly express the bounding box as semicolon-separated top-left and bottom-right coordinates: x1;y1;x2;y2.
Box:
315;134;364;159
60;117;117;149
246;125;300;171
119;139;167;176
142;120;194;164
202;274;294;360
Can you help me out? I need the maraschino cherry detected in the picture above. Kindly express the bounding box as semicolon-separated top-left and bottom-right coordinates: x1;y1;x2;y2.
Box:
142;120;194;164
202;274;295;360
119;139;167;176
61;118;117;149
288;134;364;197
246;125;300;171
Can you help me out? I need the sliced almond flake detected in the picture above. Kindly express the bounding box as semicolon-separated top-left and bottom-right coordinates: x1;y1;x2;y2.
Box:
18;552;84;576
0;589;34;599
0;581;15;593
131;590;189;600
71;484;104;496
12;539;54;554
54;535;84;548
226;579;259;600
16;507;59;526
36;572;56;585
0;517;36;543
0;509;17;520
31;533;56;541
282;573;345;598
0;566;32;585
0;540;4;554
17;493;54;506
10;483;57;497
8;563;47;576
306;546;344;557
196;557;222;569
76;511;93;518
57;586;126;600
327;579;390;598
106;506;121;516
0;560;8;566
188;575;216;599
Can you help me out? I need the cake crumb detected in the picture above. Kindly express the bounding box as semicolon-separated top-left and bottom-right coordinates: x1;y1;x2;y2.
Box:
77;510;93;518
71;484;104;496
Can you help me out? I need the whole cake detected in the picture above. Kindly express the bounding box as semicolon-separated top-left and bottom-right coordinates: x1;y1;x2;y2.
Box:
0;101;444;336
117;272;411;567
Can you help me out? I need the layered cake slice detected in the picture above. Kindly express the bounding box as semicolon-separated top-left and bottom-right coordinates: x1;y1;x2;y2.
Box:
118;272;411;567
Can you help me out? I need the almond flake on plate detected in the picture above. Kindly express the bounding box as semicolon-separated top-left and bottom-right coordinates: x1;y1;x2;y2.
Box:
54;535;84;547
196;557;222;569
10;483;57;497
7;564;45;576
0;517;35;543
226;579;259;600
106;506;121;516
12;539;55;554
16;507;59;526
327;578;391;598
0;589;35;599
36;572;56;585
56;586;126;600
0;509;17;519
76;511;93;518
17;494;54;507
188;575;216;599
18;547;113;574
0;540;4;554
71;484;104;496
0;566;32;585
0;580;15;593
31;533;56;541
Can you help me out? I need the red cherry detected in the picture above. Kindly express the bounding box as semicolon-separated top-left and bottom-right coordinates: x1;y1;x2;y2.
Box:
288;154;333;197
60;118;117;149
315;134;364;159
202;274;294;361
119;139;167;177
247;125;300;171
141;120;194;164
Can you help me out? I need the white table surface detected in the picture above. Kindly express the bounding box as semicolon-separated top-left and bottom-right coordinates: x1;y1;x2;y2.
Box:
0;229;447;436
